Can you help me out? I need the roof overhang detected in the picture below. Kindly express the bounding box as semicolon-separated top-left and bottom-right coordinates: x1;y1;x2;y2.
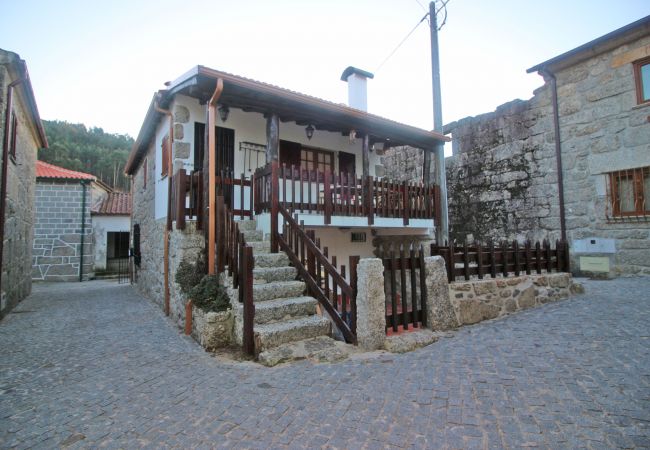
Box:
125;65;449;175
527;15;650;75
1;50;48;148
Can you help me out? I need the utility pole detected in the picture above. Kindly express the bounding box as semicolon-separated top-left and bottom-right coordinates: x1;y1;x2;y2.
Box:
429;1;449;245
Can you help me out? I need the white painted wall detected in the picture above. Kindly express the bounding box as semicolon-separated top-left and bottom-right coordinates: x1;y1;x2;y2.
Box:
92;215;131;270
153;94;384;219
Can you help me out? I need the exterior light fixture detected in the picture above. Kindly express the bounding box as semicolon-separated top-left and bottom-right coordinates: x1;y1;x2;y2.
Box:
349;129;357;144
305;124;315;140
218;105;230;122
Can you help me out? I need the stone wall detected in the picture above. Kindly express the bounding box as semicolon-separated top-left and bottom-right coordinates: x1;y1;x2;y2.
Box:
449;273;580;326
382;33;650;276
32;181;94;281
131;141;166;307
0;56;39;318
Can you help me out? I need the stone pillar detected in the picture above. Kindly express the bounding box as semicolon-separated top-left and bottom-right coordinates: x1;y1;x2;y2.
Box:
424;256;459;331
355;258;386;350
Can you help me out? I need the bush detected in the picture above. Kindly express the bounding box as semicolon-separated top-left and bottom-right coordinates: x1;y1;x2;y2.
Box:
189;275;231;313
175;254;206;295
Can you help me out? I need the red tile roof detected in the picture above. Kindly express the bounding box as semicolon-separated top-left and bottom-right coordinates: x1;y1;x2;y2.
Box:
91;192;132;216
36;160;96;181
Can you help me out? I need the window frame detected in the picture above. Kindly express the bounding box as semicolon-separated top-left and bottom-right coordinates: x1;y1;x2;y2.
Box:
608;166;650;217
633;56;650;105
300;146;334;173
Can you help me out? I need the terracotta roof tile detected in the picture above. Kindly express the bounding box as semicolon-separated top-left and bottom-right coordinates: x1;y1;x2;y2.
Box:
36;160;96;181
91;192;131;215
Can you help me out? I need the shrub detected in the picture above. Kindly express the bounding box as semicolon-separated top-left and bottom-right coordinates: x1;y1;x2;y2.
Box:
175;253;206;295
189;275;231;313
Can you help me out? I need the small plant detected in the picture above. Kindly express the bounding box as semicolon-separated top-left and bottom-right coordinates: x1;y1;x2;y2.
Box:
175;253;206;295
189;275;231;313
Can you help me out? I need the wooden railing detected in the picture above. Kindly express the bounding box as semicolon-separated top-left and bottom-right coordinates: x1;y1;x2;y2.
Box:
215;195;255;355
170;169;203;230
276;205;358;344
254;161;440;226
431;240;571;283
215;168;254;219
380;244;428;333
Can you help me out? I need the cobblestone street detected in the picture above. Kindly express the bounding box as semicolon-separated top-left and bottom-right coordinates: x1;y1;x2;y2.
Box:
0;278;648;449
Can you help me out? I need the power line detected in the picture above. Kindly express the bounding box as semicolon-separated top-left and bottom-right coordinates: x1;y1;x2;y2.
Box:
414;0;427;12
374;12;429;74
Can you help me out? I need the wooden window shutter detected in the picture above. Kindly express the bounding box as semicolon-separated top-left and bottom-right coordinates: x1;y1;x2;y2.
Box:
9;111;18;159
161;135;170;176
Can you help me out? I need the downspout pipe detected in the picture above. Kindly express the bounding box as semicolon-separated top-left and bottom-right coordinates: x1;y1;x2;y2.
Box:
154;98;174;316
0;77;24;296
207;79;224;275
540;68;567;242
79;180;88;282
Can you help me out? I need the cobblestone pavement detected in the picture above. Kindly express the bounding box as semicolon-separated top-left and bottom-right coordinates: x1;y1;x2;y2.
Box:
1;278;648;449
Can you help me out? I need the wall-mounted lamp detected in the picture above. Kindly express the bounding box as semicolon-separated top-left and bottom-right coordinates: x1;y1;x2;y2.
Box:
305;124;315;140
218;105;230;122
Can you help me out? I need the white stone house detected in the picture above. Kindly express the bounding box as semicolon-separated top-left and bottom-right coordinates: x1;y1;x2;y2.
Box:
124;65;449;352
91;191;131;274
0;49;48;318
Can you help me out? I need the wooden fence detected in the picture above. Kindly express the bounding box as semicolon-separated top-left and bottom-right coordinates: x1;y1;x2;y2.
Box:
380;245;428;333
170;169;203;230
431;240;571;283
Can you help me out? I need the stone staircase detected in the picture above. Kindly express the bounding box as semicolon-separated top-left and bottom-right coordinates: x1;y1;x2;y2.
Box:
232;218;332;357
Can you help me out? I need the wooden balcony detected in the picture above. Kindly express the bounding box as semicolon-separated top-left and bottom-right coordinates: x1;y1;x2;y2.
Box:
169;161;441;230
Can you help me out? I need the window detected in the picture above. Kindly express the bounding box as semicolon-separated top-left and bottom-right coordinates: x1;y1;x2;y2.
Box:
633;57;650;104
608;167;650;217
300;147;334;173
161;135;170;176
9;111;17;160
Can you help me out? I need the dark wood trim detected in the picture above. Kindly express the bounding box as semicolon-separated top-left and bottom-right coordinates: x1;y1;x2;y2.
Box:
633;56;650;105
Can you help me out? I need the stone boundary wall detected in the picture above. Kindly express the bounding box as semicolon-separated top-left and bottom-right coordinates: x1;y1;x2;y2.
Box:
32;181;94;282
1;58;38;317
449;272;580;326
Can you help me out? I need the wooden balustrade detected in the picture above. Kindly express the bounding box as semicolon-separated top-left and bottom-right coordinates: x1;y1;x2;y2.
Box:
431;239;571;283
170;169;203;230
253;161;439;226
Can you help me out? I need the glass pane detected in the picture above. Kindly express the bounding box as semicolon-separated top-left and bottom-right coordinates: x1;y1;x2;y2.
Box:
642;64;650;102
618;177;635;212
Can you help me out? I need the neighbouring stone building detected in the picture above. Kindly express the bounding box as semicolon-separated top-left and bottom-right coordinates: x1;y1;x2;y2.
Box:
32;161;99;281
91;191;131;274
384;16;650;277
0;49;48;319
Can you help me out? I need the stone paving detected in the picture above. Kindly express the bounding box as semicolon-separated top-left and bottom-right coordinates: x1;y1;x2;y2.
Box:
1;278;649;449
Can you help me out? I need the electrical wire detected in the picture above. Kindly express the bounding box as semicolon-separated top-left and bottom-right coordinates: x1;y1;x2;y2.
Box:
374;12;429;74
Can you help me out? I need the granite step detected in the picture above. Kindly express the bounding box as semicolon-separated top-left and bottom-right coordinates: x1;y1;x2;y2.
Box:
253;296;318;325
253;280;305;302
254;252;290;268
254;315;331;353
253;266;297;283
234;219;257;231
249;241;271;254
242;229;263;242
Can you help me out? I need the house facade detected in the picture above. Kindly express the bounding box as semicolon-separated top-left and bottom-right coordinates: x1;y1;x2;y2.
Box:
32;161;98;282
0;49;48;318
91;191;131;274
384;16;650;277
125;65;447;349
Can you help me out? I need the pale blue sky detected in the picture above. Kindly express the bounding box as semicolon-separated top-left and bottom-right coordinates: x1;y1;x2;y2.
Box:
1;0;648;140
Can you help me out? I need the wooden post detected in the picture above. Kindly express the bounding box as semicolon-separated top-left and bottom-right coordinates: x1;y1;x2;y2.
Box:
216;195;225;273
242;246;255;356
208;78;224;275
324;170;332;225
447;240;455;283
403;181;409;226
423;148;431;185
476;242;483;279
366;176;374;225
176;170;186;230
489;241;496;278
525;240;532;275
513;240;520;276
270;161;279;253
502;241;508;277
418;244;428;327
266;113;279;163
349;256;359;335
564;240;571;273
463;241;470;281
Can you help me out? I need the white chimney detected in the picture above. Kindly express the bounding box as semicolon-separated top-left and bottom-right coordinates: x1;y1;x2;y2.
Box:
341;66;374;111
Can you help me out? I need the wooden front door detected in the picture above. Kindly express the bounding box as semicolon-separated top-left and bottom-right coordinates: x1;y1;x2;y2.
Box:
194;123;235;205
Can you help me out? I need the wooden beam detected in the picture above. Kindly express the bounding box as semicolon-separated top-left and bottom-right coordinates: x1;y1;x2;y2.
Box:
266;113;279;163
423;147;431;185
208;78;224;275
362;134;370;180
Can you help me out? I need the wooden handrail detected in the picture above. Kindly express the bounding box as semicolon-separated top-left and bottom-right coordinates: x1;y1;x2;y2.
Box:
276;205;357;344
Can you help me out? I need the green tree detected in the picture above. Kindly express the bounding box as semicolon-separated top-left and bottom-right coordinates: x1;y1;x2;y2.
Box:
38;120;134;191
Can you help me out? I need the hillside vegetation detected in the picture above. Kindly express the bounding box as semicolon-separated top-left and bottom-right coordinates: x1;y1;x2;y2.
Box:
38;120;133;191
